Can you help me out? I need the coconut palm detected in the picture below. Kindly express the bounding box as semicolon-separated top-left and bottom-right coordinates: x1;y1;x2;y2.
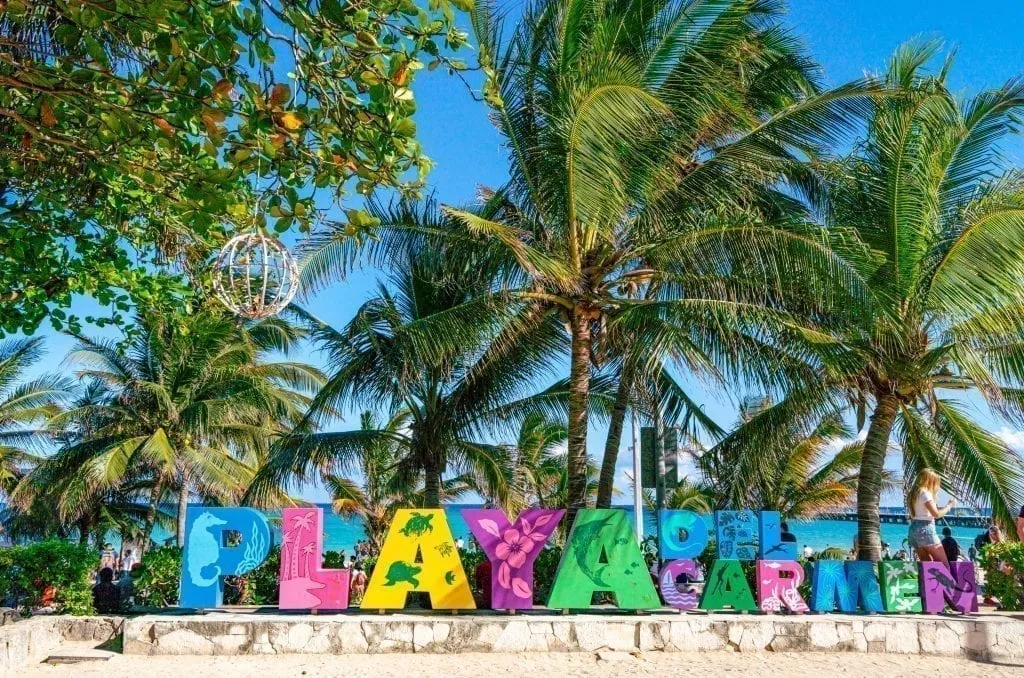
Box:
501;412;569;511
248;238;591;510
326;411;482;555
0;338;71;496
299;0;873;525
771;41;1024;559
701;397;894;519
13;309;323;547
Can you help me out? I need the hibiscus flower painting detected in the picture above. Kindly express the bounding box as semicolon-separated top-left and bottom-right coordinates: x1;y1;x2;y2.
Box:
462;508;564;610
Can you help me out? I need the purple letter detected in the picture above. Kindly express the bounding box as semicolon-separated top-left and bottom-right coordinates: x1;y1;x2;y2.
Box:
463;508;564;610
920;561;978;614
659;559;700;610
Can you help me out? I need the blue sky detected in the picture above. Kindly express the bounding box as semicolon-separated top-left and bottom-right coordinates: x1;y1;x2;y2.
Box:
22;0;1024;503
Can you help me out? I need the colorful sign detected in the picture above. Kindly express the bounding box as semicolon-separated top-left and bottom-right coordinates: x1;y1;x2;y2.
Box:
279;508;350;610
463;508;564;610
361;508;475;610
176;506;980;615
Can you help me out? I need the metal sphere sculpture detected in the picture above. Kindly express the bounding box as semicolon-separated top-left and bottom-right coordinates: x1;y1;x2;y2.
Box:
212;232;299;319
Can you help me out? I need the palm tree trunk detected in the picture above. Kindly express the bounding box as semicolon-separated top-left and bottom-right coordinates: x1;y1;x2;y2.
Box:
856;393;899;562
566;307;592;529
597;366;633;508
176;471;190;548
423;458;442;508
142;481;162;556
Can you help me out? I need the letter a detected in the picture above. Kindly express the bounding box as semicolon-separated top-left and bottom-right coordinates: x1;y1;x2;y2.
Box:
361;509;474;610
547;509;659;610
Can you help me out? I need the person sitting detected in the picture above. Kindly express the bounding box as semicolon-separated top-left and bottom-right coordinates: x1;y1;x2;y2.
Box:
940;527;961;562
117;563;140;608
92;567;120;613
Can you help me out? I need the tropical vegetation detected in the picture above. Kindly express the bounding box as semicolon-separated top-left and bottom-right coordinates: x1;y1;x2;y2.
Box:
1;0;1024;580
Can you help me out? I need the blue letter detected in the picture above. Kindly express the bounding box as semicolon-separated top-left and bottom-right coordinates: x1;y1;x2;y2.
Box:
758;511;797;561
659;510;709;560
179;508;271;608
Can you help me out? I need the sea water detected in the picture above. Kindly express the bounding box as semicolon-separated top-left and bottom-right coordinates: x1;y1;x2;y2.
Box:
191;505;984;557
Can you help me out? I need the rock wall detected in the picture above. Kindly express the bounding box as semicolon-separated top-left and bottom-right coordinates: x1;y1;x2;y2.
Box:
0;615;123;669
122;612;1024;661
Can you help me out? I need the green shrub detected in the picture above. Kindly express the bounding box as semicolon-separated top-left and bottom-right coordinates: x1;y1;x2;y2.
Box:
134;546;182;608
980;541;1024;611
0;540;96;615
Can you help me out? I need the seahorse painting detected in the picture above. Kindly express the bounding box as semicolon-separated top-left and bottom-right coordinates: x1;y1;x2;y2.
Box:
187;512;227;587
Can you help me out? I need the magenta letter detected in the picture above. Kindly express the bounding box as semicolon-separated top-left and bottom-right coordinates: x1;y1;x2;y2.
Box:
279;508;350;610
756;560;809;613
463;508;564;610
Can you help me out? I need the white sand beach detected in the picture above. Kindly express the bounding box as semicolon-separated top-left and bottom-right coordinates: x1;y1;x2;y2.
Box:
13;649;1024;678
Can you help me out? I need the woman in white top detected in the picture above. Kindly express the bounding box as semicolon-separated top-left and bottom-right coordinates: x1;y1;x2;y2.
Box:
907;468;956;565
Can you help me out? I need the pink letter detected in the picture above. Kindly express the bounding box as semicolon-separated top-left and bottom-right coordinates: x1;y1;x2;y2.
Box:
462;508;564;610
279;508;350;610
756;560;809;613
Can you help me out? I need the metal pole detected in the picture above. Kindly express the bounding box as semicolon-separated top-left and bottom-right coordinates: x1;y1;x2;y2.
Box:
631;410;644;544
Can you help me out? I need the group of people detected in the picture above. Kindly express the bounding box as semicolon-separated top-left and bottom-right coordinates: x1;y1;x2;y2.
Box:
93;543;141;613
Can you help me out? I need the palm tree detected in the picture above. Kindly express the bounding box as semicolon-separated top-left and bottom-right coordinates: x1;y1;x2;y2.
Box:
248;239;582;510
702;397;894;519
14;309;323;547
502;412;568;511
326;411;481;555
0;338;71;497
776;41;1024;559
448;0;872;522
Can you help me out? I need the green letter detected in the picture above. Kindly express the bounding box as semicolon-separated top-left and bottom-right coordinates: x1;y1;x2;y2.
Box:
700;560;757;611
547;509;659;609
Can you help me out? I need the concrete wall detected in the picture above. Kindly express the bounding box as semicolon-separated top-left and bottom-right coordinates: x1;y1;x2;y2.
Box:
122;612;1024;661
0;615;122;670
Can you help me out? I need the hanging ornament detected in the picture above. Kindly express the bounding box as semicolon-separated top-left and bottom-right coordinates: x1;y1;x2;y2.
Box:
211;232;299;319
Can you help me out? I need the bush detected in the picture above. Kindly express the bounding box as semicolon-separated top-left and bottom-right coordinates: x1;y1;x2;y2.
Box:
980;541;1024;611
134;546;182;608
0;540;96;615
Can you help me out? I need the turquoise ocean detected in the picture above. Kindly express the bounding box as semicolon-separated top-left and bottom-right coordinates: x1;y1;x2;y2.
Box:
168;505;986;556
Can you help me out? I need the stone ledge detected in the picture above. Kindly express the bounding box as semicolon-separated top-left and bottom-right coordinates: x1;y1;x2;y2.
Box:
121;612;1024;661
0;614;124;670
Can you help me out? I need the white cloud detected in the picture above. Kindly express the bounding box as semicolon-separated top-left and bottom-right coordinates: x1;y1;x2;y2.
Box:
996;426;1024;450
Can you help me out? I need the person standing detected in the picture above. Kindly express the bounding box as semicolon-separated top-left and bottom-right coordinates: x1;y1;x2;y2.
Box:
940;527;961;562
907;469;956;566
119;549;137;577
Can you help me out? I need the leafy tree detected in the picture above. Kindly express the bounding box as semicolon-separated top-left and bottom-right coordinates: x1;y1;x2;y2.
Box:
777;41;1024;559
12;308;323;547
415;0;867;524
326;411;478;556
701;397;896;519
0;0;468;335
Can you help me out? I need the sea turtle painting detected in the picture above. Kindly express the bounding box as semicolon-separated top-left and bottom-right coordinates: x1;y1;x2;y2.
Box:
399;512;434;538
383;560;422;587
